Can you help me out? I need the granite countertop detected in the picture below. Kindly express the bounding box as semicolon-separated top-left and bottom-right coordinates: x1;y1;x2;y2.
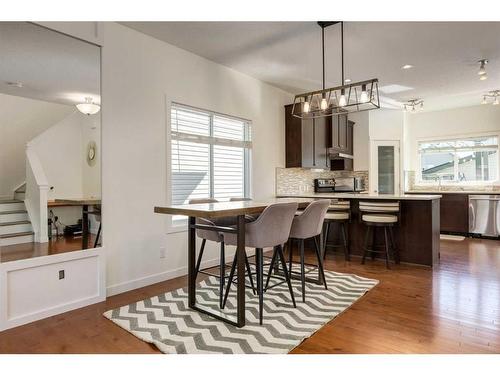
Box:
277;192;442;201
406;190;500;195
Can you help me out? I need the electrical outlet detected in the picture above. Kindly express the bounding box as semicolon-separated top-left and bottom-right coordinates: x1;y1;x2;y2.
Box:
159;247;166;259
59;270;65;280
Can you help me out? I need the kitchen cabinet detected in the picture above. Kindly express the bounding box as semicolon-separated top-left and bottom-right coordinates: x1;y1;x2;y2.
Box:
406;192;469;233
330;114;354;155
285;104;330;169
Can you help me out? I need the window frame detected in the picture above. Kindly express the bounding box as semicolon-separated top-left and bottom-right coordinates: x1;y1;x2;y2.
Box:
166;100;252;232
416;132;500;186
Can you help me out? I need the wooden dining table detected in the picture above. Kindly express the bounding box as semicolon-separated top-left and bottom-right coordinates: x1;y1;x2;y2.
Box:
54;198;101;249
154;197;314;327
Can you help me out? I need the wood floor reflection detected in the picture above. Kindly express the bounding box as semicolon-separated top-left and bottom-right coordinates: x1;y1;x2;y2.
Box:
0;237;498;353
0;234;98;263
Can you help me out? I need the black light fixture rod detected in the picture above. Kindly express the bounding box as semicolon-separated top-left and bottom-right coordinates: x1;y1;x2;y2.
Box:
322;25;325;91
341;21;344;84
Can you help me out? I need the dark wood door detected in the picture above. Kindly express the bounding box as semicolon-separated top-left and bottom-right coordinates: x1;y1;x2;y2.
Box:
331;115;340;152
313;116;329;169
285;104;302;167
301;117;314;168
346;120;354;155
338;115;348;152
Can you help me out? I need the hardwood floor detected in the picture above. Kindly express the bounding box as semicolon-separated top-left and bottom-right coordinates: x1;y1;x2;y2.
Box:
0;234;98;263
0;237;499;353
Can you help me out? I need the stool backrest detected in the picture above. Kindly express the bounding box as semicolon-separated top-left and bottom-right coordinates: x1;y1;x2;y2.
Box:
329;199;350;211
246;202;298;248
359;201;400;223
188;198;221;241
290;199;330;239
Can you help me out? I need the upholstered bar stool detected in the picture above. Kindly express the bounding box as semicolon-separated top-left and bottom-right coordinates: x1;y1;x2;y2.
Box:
189;198;254;308
285;199;330;302
359;201;400;269
323;200;351;261
223;202;298;324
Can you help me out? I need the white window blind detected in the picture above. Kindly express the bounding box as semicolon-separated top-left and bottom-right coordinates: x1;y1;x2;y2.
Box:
170;103;251;209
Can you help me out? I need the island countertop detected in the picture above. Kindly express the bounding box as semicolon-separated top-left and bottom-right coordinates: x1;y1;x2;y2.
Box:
277;192;442;201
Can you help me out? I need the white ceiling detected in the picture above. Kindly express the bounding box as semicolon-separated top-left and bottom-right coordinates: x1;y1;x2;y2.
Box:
0;22;100;107
123;21;500;112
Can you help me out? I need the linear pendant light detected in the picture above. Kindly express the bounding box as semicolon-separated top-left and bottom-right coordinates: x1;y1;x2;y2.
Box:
291;21;380;119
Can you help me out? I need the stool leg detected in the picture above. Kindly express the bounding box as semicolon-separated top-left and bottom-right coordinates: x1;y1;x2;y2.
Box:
389;227;400;264
245;253;256;295
222;253;237;309
313;236;328;290
361;226;371;264
195;239;207;278
288;239;294;278
299;239;306;302
341;222;350;261
277;244;296;308
264;247;279;291
219;242;225;309
323;222;330;260
256;248;264;324
371;227;377;260
383;227;391;269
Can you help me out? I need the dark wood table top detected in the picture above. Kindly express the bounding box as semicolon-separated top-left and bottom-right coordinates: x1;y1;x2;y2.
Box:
54;198;101;206
154;197;315;219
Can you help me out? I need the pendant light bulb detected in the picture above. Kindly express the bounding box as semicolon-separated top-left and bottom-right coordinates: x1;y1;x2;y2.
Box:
478;61;487;76
482;96;488;105
360;85;369;103
338;89;347;107
420;102;424;109
303;99;310;113
480;73;488;81
411;105;416;113
320;97;328;110
494;96;499;106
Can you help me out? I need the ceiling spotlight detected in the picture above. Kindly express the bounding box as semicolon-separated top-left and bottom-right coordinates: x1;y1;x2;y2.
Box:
401;64;414;70
76;97;100;115
478;59;488;80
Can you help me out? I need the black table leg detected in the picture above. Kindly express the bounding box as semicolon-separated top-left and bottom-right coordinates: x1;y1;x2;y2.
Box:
188;216;196;309
236;214;246;327
82;204;89;249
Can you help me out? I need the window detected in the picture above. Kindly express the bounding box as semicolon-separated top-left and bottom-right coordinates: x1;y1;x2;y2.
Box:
418;136;498;183
170;103;251;218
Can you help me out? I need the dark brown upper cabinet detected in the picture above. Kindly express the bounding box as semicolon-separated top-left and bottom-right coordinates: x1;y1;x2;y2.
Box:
330;114;354;155
285;104;330;169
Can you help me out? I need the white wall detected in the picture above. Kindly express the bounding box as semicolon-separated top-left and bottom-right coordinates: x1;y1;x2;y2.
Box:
96;23;292;294
0;93;73;199
404;104;500;171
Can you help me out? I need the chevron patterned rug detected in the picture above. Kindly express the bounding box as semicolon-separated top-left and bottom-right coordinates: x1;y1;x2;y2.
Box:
104;269;378;354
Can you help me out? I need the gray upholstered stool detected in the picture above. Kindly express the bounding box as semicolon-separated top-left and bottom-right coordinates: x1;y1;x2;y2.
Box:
359;201;400;269
189;198;254;309
323;200;351;261
285;199;330;302
223;202;298;324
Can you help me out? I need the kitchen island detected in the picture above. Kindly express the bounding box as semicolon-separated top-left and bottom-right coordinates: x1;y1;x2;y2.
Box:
277;192;442;267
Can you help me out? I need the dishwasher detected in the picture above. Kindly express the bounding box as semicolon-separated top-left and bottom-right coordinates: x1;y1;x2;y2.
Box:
469;195;500;238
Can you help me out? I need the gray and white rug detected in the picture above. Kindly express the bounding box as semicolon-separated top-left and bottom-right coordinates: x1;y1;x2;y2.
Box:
104;269;378;354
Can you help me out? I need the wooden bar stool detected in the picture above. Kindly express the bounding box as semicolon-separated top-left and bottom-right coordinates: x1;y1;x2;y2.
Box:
359;201;400;269
323;200;351;261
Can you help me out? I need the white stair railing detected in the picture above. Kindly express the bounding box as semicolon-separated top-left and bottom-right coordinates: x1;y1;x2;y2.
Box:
25;145;49;243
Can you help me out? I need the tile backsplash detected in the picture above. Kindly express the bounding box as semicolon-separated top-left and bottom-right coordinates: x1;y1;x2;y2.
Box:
276;168;369;195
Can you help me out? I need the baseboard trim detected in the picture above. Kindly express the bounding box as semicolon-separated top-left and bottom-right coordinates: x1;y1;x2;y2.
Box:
106;248;256;297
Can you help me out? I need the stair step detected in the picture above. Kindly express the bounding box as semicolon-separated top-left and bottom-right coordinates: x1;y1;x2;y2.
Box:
0;210;27;215
0;231;34;239
0;220;31;226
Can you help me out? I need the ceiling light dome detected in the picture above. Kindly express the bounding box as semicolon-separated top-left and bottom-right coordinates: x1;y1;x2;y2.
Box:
76;97;100;115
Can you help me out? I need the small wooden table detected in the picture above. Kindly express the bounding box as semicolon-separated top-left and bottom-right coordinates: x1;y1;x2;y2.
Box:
154;197;313;327
54;198;101;249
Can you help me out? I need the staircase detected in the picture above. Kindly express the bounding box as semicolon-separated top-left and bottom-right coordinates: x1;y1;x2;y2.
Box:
0;199;34;246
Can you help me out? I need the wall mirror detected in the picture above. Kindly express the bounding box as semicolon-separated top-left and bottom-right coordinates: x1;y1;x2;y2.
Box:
0;22;102;262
